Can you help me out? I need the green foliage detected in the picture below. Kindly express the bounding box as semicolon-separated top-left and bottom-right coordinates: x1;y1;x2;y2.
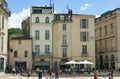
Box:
8;28;23;38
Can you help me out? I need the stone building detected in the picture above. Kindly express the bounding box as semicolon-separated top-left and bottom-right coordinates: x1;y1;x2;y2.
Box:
9;35;32;70
53;10;95;69
95;8;120;69
0;0;10;72
22;17;30;37
30;6;54;69
52;11;73;69
71;14;95;69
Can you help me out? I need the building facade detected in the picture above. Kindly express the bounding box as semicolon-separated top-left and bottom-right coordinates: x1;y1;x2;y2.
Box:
95;8;120;69
72;14;95;69
53;10;72;70
9;36;32;70
53;10;95;70
30;6;54;69
0;0;10;72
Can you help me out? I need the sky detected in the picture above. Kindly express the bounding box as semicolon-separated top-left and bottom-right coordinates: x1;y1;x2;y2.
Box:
5;0;120;28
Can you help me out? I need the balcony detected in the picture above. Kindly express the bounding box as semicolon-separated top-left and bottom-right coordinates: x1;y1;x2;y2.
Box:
81;53;89;56
61;44;68;47
33;52;52;58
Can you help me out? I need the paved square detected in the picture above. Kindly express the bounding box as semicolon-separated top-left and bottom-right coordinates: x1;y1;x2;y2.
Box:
0;73;120;79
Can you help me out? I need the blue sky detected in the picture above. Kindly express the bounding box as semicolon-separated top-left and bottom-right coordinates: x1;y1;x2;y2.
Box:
5;0;120;28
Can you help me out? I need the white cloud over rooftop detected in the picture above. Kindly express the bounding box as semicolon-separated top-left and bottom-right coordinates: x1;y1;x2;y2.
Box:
8;8;30;28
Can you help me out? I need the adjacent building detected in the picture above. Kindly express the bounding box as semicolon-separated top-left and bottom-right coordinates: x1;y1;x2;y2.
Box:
0;0;10;72
22;17;30;37
52;10;73;69
9;35;32;70
53;10;95;69
72;14;95;69
95;8;120;69
30;6;54;69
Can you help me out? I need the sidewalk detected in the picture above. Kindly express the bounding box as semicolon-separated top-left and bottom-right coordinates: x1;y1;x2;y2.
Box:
0;72;120;79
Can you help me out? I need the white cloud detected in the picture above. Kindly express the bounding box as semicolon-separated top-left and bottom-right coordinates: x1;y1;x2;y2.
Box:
80;3;92;11
8;8;30;28
96;15;100;18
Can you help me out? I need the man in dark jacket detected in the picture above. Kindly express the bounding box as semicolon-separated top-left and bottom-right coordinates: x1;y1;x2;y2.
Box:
38;70;42;79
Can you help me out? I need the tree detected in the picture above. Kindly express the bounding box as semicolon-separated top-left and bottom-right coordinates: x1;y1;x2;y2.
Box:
8;28;23;38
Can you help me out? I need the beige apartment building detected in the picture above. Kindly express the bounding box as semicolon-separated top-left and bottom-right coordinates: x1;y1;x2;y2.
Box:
95;8;120;69
9;35;32;70
72;14;95;69
0;0;10;72
53;10;95;70
53;10;72;69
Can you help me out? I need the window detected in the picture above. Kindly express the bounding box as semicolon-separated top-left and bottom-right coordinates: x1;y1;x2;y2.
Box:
62;35;67;45
24;51;28;57
0;37;3;52
95;29;97;38
45;45;50;55
80;32;89;42
82;45;87;54
99;28;102;37
33;9;42;14
35;30;40;40
80;19;89;28
45;30;50;40
35;45;40;55
35;17;39;23
111;55;115;61
18;40;21;44
0;58;4;71
105;55;109;61
45;17;49;23
10;49;13;52
110;39;114;50
2;16;4;28
105;40;107;51
64;15;68;21
110;24;114;34
62;24;66;31
14;51;18;57
55;15;60;21
105;26;107;35
95;43;97;52
62;48;67;57
99;41;102;51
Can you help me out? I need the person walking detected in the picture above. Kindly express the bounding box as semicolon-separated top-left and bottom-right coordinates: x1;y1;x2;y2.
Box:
55;70;59;79
12;67;16;76
94;71;98;79
108;73;113;79
38;70;42;79
27;69;31;77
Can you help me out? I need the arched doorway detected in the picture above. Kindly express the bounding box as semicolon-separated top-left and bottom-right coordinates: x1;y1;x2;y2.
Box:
111;55;115;69
100;55;103;69
105;55;109;69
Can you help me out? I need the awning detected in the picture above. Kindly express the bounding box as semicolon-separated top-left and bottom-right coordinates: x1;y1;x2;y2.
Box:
34;61;50;66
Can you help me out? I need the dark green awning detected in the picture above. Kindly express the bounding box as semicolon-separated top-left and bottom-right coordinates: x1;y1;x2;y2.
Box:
34;61;50;66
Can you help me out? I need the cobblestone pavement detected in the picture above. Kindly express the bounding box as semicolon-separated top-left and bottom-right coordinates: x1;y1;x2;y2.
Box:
0;73;120;79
